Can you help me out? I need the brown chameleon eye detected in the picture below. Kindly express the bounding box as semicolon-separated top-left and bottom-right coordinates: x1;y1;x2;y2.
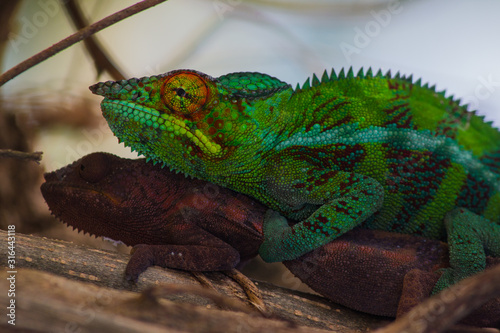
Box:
161;72;209;114
78;153;112;183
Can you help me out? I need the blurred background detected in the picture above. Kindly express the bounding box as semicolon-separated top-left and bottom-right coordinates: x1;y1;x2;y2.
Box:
1;0;500;290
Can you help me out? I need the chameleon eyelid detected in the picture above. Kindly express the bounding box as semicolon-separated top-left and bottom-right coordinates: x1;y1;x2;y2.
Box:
161;73;209;115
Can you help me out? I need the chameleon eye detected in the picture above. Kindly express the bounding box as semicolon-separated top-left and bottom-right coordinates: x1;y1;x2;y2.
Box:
161;73;209;114
78;153;112;183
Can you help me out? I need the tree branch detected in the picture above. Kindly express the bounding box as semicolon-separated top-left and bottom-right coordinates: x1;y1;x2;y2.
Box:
0;229;387;332
0;149;42;164
0;0;167;86
63;0;127;80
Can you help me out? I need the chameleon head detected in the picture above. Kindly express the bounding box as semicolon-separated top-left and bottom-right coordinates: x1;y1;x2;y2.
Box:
90;69;291;180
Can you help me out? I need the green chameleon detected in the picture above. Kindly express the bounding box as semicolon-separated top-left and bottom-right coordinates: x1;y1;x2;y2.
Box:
90;67;500;293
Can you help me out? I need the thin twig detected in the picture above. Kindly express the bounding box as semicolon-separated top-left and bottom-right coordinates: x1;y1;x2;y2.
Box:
0;149;42;163
0;0;168;86
63;0;126;80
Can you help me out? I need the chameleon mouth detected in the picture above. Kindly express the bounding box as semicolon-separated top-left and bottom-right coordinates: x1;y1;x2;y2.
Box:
40;180;128;241
101;99;222;157
41;178;124;210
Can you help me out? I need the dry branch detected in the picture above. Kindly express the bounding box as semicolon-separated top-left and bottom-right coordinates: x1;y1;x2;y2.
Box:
63;0;127;80
0;0;167;86
0;149;42;164
0;229;388;332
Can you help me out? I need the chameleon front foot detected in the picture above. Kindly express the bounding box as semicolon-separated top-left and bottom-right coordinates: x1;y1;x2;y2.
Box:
259;210;294;263
260;172;385;262
125;244;155;282
125;243;241;282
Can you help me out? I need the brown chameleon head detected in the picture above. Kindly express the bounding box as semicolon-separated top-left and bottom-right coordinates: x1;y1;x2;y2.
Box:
40;152;190;246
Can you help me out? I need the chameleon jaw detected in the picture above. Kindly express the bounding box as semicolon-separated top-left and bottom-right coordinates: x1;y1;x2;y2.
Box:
101;99;223;157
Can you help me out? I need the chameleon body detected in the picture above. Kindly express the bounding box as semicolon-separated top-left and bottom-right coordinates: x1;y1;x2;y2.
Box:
41;152;265;277
90;68;500;293
41;153;500;326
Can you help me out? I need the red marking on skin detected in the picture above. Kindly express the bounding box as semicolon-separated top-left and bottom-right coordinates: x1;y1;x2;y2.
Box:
390;106;411;124
208;127;217;135
317;214;328;224
388;81;399;90
207;117;214;125
198;122;208;130
303;218;333;237
333;199;357;216
324;114;353;131
292;183;306;189
331;225;341;235
383;103;408;115
402;117;415;129
307;98;350;132
285;144;361;171
314;171;338;187
145;86;151;92
311;97;340;114
338;174;357;194
306;213;341;237
214;119;224;129
303;220;316;230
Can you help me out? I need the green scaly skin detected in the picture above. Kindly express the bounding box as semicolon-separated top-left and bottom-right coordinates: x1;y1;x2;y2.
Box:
90;67;500;294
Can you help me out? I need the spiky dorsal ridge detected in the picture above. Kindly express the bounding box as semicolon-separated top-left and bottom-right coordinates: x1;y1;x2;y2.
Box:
299;66;421;90
302;77;311;89
293;67;484;117
297;66;456;101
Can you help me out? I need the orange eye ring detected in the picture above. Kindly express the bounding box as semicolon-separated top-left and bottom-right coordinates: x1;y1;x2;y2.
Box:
161;73;209;114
